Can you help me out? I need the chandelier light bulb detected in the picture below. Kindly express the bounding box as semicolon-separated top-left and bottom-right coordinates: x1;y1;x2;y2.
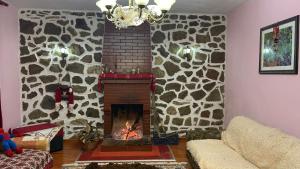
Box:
96;0;108;12
154;0;176;11
96;0;117;10
135;0;150;6
107;0;117;7
147;5;162;16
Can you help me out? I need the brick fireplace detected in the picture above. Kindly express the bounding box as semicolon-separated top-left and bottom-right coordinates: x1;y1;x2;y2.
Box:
103;79;151;140
101;21;152;142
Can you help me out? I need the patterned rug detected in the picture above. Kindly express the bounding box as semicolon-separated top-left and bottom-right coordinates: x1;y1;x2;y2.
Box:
77;145;175;162
0;149;53;169
62;162;187;169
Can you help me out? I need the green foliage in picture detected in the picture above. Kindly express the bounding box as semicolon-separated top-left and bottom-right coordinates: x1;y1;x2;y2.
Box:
263;27;293;67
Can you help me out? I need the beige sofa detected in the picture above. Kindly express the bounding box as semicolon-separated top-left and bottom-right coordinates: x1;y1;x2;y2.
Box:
187;116;300;169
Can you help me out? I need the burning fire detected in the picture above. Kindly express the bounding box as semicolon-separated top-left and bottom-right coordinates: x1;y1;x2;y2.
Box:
113;120;143;140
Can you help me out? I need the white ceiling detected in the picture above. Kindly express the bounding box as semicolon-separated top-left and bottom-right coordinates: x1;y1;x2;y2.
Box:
7;0;247;14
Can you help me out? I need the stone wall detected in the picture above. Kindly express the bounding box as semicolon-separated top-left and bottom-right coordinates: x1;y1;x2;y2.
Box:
151;14;226;134
19;10;105;138
19;10;226;138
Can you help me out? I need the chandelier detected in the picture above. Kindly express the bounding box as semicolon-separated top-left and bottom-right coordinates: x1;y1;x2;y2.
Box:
96;0;176;29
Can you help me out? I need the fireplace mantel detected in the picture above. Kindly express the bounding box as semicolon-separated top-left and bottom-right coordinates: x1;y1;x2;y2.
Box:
98;73;155;93
101;75;152;139
102;79;151;84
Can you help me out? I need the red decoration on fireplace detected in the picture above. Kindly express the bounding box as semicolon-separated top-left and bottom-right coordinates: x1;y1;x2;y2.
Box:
98;73;156;93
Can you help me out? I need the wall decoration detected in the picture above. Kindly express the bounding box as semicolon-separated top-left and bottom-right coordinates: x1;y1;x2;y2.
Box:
259;16;299;74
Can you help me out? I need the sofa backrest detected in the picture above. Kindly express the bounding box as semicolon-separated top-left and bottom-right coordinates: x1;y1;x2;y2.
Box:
222;116;263;153
222;116;300;169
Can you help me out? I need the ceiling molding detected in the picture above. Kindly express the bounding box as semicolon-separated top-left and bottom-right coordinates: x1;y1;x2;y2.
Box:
7;0;247;14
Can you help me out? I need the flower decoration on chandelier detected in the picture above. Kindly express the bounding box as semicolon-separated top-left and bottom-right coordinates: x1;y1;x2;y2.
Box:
96;0;176;29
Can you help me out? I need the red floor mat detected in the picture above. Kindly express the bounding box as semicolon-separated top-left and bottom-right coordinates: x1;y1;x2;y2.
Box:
77;145;175;162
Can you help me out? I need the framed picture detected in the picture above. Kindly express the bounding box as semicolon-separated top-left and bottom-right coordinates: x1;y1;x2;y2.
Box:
259;16;299;74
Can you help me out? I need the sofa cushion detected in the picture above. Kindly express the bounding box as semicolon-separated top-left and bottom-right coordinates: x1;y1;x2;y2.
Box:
187;139;259;169
223;116;299;169
274;141;300;169
222;116;259;153
240;127;298;169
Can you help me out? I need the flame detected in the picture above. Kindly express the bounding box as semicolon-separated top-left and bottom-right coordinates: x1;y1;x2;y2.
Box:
125;121;131;130
113;120;143;140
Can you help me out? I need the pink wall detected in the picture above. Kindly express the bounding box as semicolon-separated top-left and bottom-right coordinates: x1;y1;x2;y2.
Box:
0;4;21;130
226;0;300;138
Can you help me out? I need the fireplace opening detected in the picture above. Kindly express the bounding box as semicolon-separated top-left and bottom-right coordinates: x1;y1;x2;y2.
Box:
111;104;143;140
